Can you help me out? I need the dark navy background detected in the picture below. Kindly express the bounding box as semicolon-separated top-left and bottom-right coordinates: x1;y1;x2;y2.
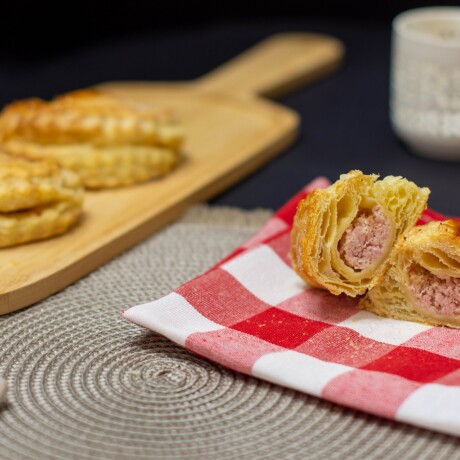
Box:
0;2;459;215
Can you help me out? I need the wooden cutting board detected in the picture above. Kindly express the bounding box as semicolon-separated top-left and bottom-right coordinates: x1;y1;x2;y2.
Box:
0;33;343;314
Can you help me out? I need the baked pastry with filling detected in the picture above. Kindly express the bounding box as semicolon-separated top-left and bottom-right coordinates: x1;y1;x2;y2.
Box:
0;152;83;247
290;170;430;297
360;220;460;328
0;90;183;189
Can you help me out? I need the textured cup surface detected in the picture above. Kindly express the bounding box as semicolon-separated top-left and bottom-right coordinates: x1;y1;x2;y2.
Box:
391;7;460;160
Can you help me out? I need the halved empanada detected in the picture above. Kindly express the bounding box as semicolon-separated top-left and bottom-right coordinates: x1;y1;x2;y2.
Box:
290;170;430;297
360;220;460;328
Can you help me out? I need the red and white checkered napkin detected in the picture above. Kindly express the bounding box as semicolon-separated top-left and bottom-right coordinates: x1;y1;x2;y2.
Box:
123;177;460;437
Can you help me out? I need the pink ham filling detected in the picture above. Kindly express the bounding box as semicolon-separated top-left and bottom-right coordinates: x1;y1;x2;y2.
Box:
408;265;460;317
339;205;391;271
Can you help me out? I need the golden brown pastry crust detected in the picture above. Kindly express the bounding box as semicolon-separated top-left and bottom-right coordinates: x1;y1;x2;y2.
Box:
0;90;183;148
0;90;183;188
0;151;81;212
290;170;430;297
0;200;83;248
0;151;83;248
3;139;180;189
360;220;460;328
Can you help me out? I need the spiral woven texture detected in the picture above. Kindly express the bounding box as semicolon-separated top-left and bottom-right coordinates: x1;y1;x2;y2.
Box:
1;205;460;460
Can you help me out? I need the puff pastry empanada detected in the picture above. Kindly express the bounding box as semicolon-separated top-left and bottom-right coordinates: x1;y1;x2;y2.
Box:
0;151;80;212
290;170;430;297
360;220;460;328
0;152;83;248
0;90;183;148
3;140;179;189
0;90;183;189
0;200;83;248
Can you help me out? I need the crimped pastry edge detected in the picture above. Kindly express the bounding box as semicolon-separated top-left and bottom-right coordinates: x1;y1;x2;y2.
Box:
2;140;180;189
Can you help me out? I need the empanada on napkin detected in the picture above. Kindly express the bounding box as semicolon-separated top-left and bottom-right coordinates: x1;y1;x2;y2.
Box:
290;170;430;296
361;220;460;328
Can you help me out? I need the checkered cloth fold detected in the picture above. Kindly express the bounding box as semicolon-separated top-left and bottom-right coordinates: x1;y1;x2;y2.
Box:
123;177;460;437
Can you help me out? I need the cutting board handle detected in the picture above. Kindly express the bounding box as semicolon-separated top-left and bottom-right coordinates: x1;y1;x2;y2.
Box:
196;33;344;98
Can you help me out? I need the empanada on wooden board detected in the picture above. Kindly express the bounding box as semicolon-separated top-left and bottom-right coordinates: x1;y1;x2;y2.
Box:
0;33;343;314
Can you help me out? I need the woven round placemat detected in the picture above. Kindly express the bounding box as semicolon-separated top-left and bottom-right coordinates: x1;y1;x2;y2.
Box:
1;205;460;460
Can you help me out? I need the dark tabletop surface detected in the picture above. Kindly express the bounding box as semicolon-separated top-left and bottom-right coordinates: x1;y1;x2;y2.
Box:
1;18;459;215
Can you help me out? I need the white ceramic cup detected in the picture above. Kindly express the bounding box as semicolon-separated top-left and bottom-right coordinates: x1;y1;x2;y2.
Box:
391;7;460;160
